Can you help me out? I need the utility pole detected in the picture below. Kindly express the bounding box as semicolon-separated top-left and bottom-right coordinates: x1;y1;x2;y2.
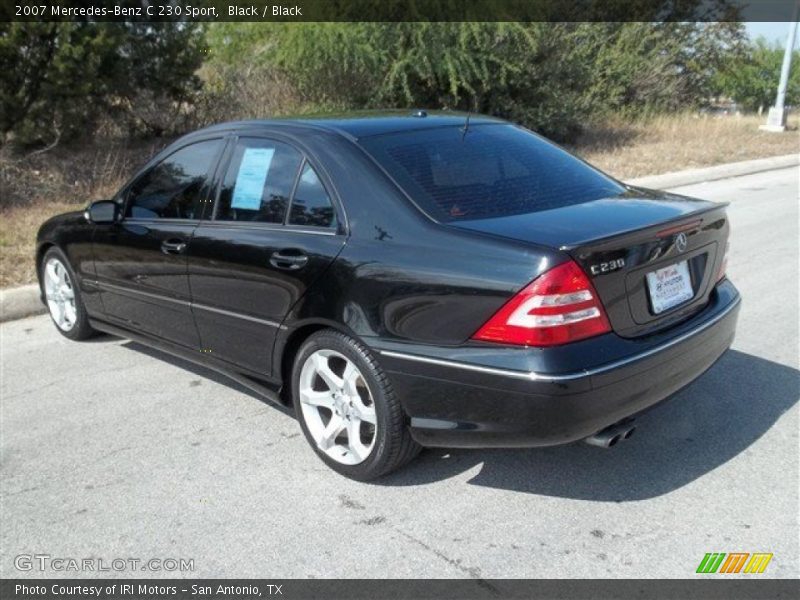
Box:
761;6;799;132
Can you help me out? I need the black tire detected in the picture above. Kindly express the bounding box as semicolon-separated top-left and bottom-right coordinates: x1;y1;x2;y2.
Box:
292;329;421;480
40;247;96;341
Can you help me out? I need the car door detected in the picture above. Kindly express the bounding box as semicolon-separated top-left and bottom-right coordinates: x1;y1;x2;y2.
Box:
92;138;224;348
187;135;346;377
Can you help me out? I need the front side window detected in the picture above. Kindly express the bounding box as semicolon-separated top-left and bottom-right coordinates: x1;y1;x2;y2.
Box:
126;139;221;220
288;162;336;228
216;138;302;223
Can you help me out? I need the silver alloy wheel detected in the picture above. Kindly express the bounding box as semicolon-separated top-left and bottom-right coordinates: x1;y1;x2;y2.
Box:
43;257;77;332
298;349;378;465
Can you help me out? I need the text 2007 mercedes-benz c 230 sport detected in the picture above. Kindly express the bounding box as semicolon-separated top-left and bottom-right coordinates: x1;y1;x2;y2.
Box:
36;111;740;479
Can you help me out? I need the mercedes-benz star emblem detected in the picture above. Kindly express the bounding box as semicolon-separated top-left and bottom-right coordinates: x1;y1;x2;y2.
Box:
676;232;688;253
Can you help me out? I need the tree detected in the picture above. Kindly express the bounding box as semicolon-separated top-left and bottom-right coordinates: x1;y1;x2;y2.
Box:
714;38;800;112
108;23;206;136
0;23;111;147
206;22;596;140
205;21;746;141
0;22;205;148
576;22;746;115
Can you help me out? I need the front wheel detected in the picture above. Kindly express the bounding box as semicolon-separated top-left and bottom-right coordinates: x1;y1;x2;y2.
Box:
40;247;95;340
292;330;421;480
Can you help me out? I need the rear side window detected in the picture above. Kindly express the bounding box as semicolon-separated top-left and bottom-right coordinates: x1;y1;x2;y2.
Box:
288;162;336;228
215;138;302;223
126;139;221;220
360;124;624;222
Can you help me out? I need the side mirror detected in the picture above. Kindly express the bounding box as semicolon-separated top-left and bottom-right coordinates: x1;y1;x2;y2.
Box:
85;200;118;224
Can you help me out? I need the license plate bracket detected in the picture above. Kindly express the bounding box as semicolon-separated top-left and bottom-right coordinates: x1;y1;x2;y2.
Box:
646;260;694;314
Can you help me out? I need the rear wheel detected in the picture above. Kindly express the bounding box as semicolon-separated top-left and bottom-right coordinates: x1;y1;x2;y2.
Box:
40;247;95;340
292;330;421;480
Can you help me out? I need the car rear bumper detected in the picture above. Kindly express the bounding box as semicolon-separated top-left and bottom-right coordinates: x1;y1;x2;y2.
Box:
373;279;741;448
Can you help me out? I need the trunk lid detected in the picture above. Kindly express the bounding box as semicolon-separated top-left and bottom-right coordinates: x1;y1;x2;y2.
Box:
453;188;730;338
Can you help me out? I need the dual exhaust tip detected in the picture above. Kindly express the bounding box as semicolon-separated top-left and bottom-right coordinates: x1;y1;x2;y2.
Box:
584;419;636;448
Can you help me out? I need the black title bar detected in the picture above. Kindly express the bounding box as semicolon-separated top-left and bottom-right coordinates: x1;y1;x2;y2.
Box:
3;0;799;22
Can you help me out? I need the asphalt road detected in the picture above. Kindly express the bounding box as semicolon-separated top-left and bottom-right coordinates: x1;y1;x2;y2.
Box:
1;167;798;579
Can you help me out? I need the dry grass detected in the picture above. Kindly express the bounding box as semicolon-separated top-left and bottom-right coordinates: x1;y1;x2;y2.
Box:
0;137;171;287
0;137;171;209
571;113;799;180
1;113;798;288
0;201;79;287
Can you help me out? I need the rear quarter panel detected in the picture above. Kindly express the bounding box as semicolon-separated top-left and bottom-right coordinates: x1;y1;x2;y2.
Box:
275;133;565;350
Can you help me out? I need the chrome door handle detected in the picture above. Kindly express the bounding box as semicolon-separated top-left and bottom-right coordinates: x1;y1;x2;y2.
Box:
161;239;187;255
270;251;309;270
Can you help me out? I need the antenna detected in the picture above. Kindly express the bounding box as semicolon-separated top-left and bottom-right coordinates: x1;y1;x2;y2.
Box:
460;111;471;140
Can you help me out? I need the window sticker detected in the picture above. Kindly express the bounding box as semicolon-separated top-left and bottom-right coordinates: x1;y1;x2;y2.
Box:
231;147;275;210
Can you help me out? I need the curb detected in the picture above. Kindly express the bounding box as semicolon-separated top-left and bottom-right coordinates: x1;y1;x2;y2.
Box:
1;155;797;325
627;153;798;190
0;284;45;323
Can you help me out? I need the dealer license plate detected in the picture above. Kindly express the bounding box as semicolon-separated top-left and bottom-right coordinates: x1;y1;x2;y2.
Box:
646;260;694;314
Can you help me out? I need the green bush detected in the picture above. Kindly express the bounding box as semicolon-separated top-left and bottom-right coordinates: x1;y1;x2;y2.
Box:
0;22;205;149
204;22;746;142
205;23;598;140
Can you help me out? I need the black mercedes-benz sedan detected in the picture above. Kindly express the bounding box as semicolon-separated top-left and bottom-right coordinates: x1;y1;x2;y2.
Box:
36;111;740;479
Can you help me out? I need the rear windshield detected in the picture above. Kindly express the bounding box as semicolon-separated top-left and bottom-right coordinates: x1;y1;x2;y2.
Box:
360;124;624;222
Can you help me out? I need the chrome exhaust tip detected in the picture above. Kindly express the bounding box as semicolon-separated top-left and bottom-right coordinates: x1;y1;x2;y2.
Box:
584;420;636;448
583;431;620;448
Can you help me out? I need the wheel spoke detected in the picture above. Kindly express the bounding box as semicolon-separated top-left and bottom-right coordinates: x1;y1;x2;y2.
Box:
52;300;66;328
64;301;77;325
55;262;65;286
299;388;334;409
342;361;359;396
319;415;345;450
313;353;344;390
352;399;377;425
346;420;370;461
45;262;59;290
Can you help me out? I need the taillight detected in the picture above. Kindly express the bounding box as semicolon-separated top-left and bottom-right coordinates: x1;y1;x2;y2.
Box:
472;260;612;347
716;241;730;282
